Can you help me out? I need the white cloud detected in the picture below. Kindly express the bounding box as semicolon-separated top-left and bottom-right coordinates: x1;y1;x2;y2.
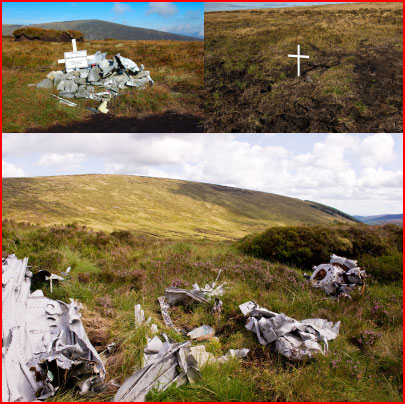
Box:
162;22;203;37
36;153;85;170
112;2;131;15
359;133;396;168
147;2;178;17
2;161;25;177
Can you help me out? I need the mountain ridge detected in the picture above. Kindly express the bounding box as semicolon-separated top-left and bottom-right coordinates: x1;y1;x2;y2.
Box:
2;19;202;41
354;214;403;225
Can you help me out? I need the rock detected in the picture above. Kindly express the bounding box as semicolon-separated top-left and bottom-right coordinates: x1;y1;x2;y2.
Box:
64;80;78;93
79;70;89;79
88;66;101;82
306;74;313;83
75;88;90;99
74;77;87;85
56;80;66;91
64;72;75;80
36;78;53;89
47;70;64;80
58;92;75;99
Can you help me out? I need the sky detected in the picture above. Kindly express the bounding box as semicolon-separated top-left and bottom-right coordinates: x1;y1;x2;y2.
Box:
2;2;204;38
2;133;403;216
204;2;350;12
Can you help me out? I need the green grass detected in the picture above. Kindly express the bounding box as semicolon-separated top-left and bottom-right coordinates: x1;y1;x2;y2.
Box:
2;220;402;401
2;174;356;241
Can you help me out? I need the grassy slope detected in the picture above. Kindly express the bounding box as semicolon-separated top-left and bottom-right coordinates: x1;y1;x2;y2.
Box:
204;2;403;133
2;174;354;240
2;221;402;402
2;38;203;132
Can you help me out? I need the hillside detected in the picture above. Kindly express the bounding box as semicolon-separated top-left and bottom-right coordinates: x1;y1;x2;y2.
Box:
354;214;403;225
2;20;201;41
2;175;356;240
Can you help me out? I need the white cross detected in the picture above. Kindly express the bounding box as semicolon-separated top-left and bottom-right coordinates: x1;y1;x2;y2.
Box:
58;39;96;67
288;45;309;77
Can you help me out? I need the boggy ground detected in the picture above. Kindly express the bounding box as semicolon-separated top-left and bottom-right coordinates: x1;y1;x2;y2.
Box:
2;220;402;402
204;2;403;133
2;38;203;133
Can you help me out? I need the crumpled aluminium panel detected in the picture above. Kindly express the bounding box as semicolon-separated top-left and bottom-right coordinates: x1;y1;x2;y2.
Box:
2;255;105;402
114;336;199;402
239;301;340;360
310;254;367;298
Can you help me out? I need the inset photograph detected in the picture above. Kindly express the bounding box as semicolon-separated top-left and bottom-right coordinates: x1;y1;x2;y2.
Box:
2;2;204;133
204;2;403;133
2;132;403;402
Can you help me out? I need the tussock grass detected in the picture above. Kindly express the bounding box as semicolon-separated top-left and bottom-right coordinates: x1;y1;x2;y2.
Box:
2;220;402;401
2;38;203;132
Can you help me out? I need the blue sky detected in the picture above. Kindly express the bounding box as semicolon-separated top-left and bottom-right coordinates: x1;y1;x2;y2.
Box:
2;133;403;216
204;2;350;12
2;2;204;38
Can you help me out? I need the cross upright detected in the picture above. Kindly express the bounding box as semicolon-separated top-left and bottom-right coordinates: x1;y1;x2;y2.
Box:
58;39;79;64
288;45;309;77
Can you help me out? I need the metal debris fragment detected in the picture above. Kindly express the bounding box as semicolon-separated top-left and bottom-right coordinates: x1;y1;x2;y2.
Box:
49;93;77;107
114;334;199;402
212;297;223;315
188;345;249;368
240;301;340;360
310;254;367;299
165;286;209;306
2;254;105;402
187;325;215;341
98;99;109;114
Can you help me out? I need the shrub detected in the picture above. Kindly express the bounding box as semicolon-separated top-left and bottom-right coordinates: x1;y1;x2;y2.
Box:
359;252;403;283
237;224;402;274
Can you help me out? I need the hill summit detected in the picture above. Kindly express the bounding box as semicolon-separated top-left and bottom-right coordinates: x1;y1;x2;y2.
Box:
3;19;202;41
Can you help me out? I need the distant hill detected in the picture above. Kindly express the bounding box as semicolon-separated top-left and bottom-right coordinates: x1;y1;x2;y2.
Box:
2;20;202;41
354;214;403;225
2;175;355;240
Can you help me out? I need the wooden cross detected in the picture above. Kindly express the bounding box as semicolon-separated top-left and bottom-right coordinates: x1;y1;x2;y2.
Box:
288;45;309;77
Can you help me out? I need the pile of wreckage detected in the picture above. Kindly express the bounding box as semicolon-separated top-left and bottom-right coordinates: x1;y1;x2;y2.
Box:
3;253;365;401
36;52;154;113
306;254;367;299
